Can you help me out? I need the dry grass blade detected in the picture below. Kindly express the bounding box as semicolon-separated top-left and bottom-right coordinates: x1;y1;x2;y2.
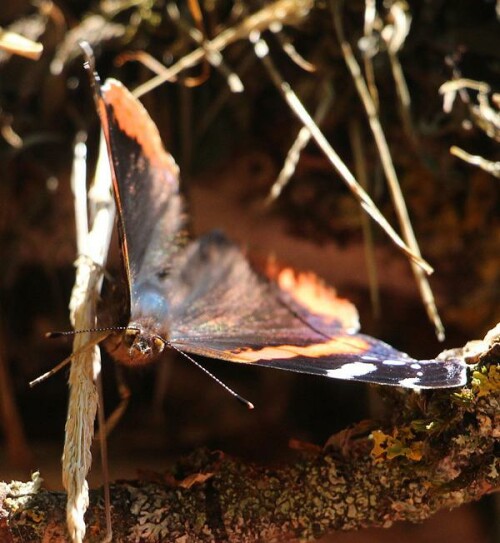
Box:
133;0;313;97
272;27;316;72
62;134;115;543
441;79;500;177
349;119;380;319
331;0;444;340
0;28;43;60
360;0;379;108
252;36;433;274
450;146;500;179
383;2;418;145
266;81;333;204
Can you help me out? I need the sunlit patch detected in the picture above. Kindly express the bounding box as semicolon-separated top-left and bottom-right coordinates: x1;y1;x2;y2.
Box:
383;359;407;366
231;336;370;362
274;268;359;331
398;377;421;388
326;362;377;379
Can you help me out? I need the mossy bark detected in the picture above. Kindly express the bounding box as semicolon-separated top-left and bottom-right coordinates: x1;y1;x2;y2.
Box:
1;337;498;543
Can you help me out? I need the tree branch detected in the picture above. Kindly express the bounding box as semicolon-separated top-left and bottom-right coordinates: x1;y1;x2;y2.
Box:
1;327;499;542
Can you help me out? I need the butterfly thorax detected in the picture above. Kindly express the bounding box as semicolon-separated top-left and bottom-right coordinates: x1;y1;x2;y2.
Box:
105;282;171;366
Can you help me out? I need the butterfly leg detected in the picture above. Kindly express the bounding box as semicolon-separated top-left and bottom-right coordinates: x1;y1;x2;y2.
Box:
101;365;131;438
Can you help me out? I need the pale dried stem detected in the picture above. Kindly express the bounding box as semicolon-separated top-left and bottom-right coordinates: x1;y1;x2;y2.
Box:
266;81;333;204
0;28;43;59
388;50;418;145
450;146;500;179
62;134;115;543
383;3;417;145
133;0;313;97
348;118;380;319
253;37;432;274
332;0;444;340
273;29;316;72
167;3;244;92
123;19;243;93
362;0;379;108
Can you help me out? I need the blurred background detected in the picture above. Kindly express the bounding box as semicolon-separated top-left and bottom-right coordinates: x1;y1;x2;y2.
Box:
0;1;498;541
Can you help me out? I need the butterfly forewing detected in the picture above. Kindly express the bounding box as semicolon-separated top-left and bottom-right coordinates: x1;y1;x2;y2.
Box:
97;79;189;313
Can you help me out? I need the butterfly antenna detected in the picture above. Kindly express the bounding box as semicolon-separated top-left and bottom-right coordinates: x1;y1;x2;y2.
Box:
168;342;254;410
46;326;128;339
30;332;112;387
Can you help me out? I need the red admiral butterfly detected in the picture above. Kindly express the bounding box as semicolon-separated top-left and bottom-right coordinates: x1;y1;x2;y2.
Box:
88;70;467;391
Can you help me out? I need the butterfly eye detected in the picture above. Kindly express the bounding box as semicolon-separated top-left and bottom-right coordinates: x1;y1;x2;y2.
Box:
124;328;139;346
153;337;165;353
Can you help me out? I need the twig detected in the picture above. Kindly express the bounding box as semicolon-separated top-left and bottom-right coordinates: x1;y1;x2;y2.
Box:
331;0;444;340
348;118;380;319
2;324;499;542
383;2;418;146
252;35;433;274
265;81;333;204
450;146;500;179
361;0;379;108
132;0;313;97
0;28;43;60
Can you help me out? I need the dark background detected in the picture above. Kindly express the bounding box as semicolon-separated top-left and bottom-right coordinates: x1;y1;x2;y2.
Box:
0;1;498;542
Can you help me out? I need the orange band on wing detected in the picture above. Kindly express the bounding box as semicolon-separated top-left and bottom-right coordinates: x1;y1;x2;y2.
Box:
102;80;179;176
275;268;359;330
231;336;370;363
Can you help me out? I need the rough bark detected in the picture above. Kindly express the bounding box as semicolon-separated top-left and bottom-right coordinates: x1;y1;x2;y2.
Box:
1;329;499;543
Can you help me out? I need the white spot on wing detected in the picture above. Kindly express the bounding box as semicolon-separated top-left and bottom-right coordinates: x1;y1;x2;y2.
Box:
398;377;422;389
326;362;377;379
383;359;407;366
361;355;379;362
411;363;422;370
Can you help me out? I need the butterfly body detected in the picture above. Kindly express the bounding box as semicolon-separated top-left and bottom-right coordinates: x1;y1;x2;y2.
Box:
91;75;467;390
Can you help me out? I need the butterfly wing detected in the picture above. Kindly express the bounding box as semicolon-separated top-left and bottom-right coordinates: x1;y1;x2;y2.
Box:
94;77;189;316
168;232;467;389
89;69;466;389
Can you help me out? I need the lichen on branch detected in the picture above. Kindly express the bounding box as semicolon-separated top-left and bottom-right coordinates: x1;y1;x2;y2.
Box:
1;327;499;542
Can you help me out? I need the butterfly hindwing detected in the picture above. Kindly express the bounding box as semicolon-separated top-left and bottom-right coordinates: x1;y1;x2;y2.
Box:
167;233;466;389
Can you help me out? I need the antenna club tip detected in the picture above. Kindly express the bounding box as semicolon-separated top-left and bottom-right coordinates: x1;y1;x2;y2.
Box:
46;331;61;338
235;394;254;410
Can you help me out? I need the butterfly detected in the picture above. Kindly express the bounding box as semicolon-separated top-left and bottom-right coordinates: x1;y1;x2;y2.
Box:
88;68;467;393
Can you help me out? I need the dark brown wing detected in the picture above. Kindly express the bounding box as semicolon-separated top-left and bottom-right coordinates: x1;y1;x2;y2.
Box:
94;78;189;317
168;233;467;389
88;69;467;389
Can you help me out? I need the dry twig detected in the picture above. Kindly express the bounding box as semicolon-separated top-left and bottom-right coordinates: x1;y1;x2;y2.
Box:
331;0;444;340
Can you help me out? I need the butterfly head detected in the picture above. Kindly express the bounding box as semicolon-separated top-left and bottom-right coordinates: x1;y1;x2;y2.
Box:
120;326;167;365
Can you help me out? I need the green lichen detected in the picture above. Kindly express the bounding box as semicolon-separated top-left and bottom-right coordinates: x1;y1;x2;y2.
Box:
371;429;424;463
472;365;500;397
